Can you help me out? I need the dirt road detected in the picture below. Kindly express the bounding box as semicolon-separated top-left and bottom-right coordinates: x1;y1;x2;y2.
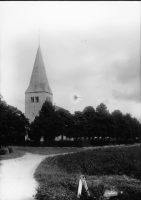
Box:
0;153;47;200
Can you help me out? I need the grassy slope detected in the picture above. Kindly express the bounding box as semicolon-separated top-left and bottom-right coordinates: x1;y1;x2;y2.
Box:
35;145;141;200
0;146;81;161
12;146;80;155
0;148;25;160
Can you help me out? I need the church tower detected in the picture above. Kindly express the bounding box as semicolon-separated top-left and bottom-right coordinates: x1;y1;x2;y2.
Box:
25;45;53;122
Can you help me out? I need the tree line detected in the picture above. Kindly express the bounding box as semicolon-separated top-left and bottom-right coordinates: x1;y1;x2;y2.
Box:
0;99;141;147
30;100;141;146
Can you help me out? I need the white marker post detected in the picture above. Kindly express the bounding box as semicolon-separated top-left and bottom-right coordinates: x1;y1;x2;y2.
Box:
77;178;83;198
77;175;91;198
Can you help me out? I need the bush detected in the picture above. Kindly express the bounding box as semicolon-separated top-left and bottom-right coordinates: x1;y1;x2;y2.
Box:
0;147;13;155
0;148;9;155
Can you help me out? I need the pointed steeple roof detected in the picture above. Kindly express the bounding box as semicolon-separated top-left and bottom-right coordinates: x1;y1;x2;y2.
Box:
25;45;53;94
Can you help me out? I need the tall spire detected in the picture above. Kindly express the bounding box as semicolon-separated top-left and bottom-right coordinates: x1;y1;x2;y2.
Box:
25;45;52;94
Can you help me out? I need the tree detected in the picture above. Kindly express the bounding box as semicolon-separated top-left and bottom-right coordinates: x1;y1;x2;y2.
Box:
0;99;29;147
83;106;95;116
131;117;141;141
96;103;110;141
30;100;60;145
73;111;85;140
106;114;116;140
56;108;73;141
96;103;109;116
82;106;96;140
111;110;125;142
123;113;134;141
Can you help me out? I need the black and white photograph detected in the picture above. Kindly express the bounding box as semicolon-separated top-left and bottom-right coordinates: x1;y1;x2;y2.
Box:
0;1;141;200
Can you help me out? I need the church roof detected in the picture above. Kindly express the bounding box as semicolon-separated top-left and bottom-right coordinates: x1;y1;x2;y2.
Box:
54;105;62;111
25;45;53;94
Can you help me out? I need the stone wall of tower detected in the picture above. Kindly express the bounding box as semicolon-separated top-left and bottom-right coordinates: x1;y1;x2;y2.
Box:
25;92;53;122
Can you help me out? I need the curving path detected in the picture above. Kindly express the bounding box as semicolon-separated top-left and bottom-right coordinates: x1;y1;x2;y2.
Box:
0;153;47;200
0;144;139;200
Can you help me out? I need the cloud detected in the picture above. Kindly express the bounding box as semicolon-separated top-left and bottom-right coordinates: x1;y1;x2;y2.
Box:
113;55;140;84
111;51;140;103
112;87;140;103
1;2;140;122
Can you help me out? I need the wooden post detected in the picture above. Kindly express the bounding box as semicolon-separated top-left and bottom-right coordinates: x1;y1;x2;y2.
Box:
77;175;91;198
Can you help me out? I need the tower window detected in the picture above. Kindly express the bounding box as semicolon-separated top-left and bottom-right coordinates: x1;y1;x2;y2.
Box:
31;97;34;103
35;96;39;102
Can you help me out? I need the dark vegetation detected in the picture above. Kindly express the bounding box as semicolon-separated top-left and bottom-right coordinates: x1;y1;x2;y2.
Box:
0;98;141;149
30;100;141;146
0;99;29;148
35;145;141;200
46;145;141;179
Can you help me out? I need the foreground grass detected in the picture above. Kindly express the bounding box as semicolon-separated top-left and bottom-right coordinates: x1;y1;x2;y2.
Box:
35;145;141;200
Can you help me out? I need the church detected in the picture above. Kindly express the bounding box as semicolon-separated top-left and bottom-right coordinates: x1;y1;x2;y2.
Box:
25;45;53;122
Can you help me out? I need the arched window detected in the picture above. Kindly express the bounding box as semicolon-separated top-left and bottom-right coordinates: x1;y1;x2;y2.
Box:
35;96;39;102
31;97;34;103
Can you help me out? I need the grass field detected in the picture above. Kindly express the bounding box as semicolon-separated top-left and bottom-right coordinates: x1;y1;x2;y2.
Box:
0;148;25;160
0;146;81;160
34;144;141;200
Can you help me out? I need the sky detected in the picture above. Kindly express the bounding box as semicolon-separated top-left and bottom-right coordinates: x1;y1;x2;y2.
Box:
0;1;140;122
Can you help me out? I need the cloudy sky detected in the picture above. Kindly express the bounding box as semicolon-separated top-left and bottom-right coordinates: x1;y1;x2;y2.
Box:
0;1;140;121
